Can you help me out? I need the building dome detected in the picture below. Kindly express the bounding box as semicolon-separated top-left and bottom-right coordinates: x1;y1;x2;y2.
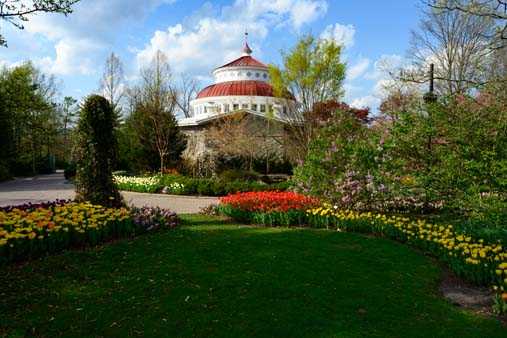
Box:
196;80;274;99
216;54;267;69
181;33;296;126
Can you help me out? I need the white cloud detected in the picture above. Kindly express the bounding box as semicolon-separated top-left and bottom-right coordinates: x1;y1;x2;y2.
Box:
347;57;370;80
350;95;380;110
345;54;407;112
221;0;328;30
290;0;328;29
364;54;404;80
38;39;103;75
21;0;176;75
136;0;329;76
137;18;268;76
320;23;355;48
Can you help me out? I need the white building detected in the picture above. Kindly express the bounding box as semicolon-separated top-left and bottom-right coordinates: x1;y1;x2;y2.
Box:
178;38;295;127
178;36;296;175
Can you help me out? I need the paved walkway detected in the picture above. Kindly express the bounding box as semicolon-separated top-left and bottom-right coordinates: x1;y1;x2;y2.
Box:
0;172;218;214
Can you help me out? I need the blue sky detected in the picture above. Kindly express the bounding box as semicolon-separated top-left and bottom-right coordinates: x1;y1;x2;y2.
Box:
1;0;422;111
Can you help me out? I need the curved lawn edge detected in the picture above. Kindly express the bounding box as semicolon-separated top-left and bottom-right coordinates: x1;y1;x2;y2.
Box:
1;215;505;337
218;205;507;314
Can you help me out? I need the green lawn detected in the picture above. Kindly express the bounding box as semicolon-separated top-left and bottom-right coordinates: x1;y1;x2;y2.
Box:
0;215;504;337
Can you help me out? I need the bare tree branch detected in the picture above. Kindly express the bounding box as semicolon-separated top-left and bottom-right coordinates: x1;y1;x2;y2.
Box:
425;0;507;47
405;1;500;95
0;0;79;47
175;74;199;118
99;52;125;122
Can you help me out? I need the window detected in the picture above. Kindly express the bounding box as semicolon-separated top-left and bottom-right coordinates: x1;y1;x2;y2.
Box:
268;104;273;112
247;72;251;77
260;104;266;112
204;106;207;113
255;72;260;77
233;103;239;110
283;106;287;115
242;103;248;109
251;104;258;111
217;105;222;113
224;104;229;112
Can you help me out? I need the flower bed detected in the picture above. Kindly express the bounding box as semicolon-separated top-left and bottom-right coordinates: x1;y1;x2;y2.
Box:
113;174;290;196
114;175;161;193
219;191;319;226
0;201;178;264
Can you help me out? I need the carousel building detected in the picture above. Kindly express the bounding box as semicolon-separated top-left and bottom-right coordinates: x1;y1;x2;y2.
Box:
178;37;295;127
179;36;296;171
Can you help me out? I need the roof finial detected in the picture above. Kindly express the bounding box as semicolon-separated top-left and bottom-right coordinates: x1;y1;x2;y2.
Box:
242;30;252;55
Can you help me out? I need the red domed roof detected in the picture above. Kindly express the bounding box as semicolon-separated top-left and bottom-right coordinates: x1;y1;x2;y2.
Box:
217;55;268;69
196;80;275;99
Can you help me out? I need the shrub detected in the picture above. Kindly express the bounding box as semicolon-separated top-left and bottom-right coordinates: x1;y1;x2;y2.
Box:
293;109;386;211
64;162;76;180
0;161;10;182
220;169;260;182
294;97;507;222
74;95;122;207
118;174;291;196
130;206;179;231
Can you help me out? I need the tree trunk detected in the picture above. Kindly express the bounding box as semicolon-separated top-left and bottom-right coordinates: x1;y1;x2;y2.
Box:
160;154;165;173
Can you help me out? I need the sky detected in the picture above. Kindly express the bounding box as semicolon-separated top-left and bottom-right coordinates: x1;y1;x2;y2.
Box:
0;0;422;112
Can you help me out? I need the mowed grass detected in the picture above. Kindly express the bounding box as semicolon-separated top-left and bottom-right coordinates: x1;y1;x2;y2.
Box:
0;215;504;337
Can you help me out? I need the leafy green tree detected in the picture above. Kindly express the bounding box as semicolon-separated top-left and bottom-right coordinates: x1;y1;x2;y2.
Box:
293;108;383;209
388;97;507;216
0;63;58;175
0;0;80;47
75;95;122;207
55;96;78;164
269;35;346;161
0;67;14;179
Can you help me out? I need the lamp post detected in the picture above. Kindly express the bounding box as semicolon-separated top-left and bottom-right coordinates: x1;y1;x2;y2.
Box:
423;63;438;103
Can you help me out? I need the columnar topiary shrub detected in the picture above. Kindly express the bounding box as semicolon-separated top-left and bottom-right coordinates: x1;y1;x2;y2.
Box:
75;95;122;207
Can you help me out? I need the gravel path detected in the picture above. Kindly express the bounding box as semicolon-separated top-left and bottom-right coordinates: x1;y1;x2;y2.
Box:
0;172;218;214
